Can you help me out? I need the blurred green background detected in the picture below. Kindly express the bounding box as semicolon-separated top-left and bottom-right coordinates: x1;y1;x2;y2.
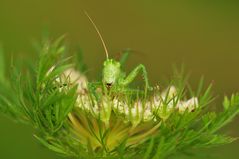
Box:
0;0;239;158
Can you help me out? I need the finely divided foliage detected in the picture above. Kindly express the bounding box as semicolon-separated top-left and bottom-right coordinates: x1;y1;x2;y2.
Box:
0;37;239;159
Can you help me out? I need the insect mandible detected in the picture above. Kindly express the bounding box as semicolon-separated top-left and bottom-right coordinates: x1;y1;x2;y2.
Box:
85;11;152;96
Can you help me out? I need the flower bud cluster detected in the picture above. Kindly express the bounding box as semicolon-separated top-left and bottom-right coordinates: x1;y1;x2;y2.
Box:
63;69;199;126
75;86;198;126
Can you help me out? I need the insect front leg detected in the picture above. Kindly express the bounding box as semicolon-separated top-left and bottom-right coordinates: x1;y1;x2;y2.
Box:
88;81;102;101
119;64;152;95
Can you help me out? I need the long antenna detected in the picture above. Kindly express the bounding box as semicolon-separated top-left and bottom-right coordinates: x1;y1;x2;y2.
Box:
84;11;109;59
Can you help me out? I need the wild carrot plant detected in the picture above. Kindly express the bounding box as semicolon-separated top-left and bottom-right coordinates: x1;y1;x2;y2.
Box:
0;37;239;159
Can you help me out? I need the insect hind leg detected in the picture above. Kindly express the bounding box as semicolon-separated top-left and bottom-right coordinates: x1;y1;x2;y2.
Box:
120;64;152;95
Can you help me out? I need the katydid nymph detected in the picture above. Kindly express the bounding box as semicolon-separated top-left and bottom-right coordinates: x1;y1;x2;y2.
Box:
84;12;152;96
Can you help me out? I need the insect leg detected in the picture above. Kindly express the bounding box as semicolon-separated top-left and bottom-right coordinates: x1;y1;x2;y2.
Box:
119;64;152;95
88;81;102;101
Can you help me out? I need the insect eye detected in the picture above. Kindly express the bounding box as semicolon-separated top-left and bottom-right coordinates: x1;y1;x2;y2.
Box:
103;62;107;66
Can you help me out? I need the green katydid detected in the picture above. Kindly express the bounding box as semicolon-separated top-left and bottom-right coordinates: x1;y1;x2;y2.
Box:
84;11;152;96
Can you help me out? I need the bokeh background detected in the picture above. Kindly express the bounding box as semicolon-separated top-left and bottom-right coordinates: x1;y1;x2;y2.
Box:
0;0;239;158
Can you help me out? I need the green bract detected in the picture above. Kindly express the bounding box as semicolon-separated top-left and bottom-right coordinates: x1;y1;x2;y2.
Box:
0;37;239;159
